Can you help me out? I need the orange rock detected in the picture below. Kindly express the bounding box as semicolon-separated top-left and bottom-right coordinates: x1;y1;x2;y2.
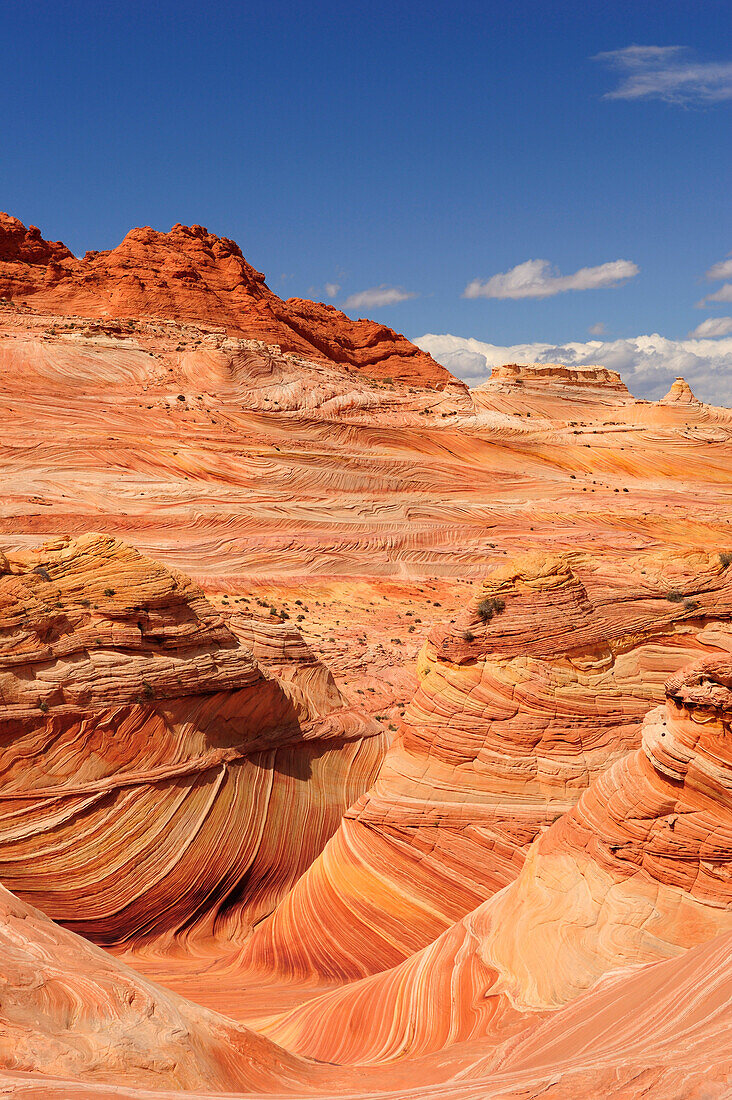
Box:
236;551;732;985
660;375;700;404
0;533;385;948
263;658;732;1066
0;213;455;387
0;882;329;1094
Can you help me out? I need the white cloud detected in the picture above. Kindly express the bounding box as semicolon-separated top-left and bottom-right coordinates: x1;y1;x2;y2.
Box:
688;317;732;338
588;322;606;335
415;331;732;406
705;255;732;281
342;285;417;310
596;45;732;105
324;282;340;298
698;283;732;306
463;258;638;300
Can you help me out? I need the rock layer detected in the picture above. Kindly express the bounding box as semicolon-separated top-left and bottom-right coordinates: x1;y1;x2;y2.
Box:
238;550;732;983
0;214;454;387
0;533;385;948
263;657;732;1066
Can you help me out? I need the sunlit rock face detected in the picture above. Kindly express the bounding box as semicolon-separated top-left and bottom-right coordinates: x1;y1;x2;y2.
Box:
239;550;732;983
0;533;385;949
1;210;732;1100
262;658;732;1067
0;882;329;1095
1;213;731;591
0;213;455;388
660;376;700;404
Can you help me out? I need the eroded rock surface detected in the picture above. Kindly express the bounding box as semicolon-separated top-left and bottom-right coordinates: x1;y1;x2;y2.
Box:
0;533;385;949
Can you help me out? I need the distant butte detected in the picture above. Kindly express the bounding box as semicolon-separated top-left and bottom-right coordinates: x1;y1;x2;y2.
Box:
661;375;700;404
0;213;457;388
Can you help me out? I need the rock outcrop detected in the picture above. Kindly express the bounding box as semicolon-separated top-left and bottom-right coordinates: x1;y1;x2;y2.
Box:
263;657;732;1065
488;361;629;392
0;214;455;387
236;550;732;984
0;533;385;948
0;882;327;1094
660;375;700;404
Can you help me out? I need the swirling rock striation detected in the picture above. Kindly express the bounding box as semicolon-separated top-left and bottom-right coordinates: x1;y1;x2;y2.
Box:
0;533;385;948
263;657;732;1066
0;882;333;1095
238;551;732;984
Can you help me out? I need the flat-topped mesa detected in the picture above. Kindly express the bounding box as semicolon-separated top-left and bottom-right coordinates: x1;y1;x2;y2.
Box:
0;213;458;388
0;533;384;948
660;376;700;405
488;361;629;392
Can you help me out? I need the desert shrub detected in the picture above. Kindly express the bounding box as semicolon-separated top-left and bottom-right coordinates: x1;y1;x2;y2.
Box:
477;596;506;623
462;630;475;642
104;587;115;597
719;552;732;568
666;591;685;603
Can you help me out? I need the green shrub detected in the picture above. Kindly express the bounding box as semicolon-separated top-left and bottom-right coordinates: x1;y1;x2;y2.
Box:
477;596;506;623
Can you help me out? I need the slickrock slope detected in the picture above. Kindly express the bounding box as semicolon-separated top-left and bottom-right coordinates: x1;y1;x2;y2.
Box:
237;550;732;984
0;215;730;595
0;533;384;949
0;883;331;1095
263;658;732;1066
0;214;454;386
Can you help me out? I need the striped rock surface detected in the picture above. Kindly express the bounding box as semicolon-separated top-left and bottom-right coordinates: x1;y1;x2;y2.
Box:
0;533;385;948
262;657;732;1066
237;550;732;983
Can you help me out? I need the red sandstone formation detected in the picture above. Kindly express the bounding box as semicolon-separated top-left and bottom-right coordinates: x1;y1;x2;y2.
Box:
236;550;732;985
1;210;732;1099
0;533;385;949
0;213;455;387
0;882;329;1094
263;658;732;1067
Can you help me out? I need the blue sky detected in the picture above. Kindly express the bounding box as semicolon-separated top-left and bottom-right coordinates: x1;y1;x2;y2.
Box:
2;0;731;396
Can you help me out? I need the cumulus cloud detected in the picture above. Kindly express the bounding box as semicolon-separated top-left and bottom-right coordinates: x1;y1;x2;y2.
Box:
688;317;732;338
596;45;732;105
342;285;417;310
324;282;340;298
463;258;638;300
415;331;732;406
698;283;732;306
705;255;732;281
588;322;606;335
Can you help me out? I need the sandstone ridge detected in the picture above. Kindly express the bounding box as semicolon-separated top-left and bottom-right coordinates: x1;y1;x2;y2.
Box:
0;213;456;387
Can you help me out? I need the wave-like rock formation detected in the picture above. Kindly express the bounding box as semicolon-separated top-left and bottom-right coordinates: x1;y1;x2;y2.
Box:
263;658;732;1067
0;533;385;948
0;213;730;591
237;550;732;984
0;213;454;387
0;881;332;1094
